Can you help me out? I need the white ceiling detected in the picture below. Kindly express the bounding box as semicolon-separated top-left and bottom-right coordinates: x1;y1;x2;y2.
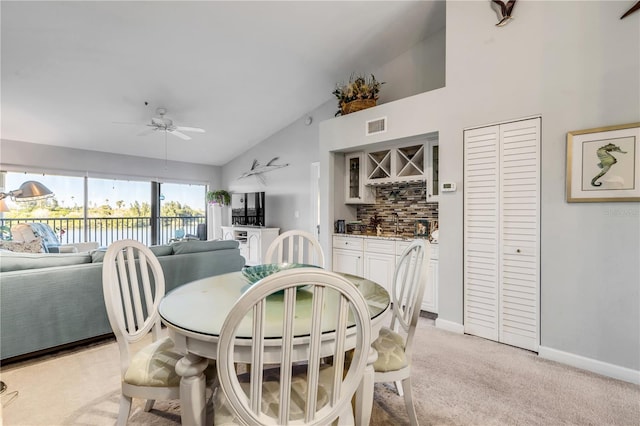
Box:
1;1;445;166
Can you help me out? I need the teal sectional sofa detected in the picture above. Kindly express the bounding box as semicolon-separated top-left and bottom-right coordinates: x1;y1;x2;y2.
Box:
0;240;245;361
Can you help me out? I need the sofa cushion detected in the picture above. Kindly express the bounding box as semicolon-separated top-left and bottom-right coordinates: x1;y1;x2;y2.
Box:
150;244;173;257
90;248;107;263
0;238;44;254
171;240;239;255
91;244;174;263
0;250;92;272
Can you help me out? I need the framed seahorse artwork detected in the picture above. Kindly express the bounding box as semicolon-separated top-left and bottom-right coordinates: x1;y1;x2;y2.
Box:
566;122;640;202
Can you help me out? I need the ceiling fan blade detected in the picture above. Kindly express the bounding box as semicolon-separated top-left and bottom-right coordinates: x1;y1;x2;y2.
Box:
170;130;192;140
175;126;205;133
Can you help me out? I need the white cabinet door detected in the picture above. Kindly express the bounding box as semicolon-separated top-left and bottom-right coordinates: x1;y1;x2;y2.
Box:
332;248;363;277
420;258;438;313
363;238;396;292
364;252;395;293
221;227;234;241
345;152;375;204
246;231;261;265
427;140;439;202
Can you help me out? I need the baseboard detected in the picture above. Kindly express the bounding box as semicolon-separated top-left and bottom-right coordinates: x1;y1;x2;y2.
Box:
435;318;464;334
538;346;640;385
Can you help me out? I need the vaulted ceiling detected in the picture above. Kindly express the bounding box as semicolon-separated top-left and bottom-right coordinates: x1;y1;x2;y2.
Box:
1;1;445;166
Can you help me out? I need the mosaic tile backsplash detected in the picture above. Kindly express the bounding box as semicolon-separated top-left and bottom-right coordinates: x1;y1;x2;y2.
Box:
355;181;439;238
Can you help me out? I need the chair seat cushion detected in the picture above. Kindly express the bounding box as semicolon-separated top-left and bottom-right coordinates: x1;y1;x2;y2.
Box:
214;365;333;424
372;327;408;372
124;337;217;387
124;337;183;387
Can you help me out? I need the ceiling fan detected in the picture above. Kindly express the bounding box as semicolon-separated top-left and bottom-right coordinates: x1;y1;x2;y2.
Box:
137;107;205;140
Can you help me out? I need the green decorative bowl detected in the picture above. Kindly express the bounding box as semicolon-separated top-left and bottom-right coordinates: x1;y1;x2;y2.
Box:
242;263;319;285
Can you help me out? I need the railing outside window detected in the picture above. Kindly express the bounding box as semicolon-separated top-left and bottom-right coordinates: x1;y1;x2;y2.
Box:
0;216;206;247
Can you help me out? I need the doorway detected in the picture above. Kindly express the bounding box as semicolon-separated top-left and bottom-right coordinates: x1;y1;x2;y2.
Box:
310;162;320;240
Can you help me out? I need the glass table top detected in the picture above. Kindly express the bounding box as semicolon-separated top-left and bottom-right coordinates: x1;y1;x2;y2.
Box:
159;267;390;339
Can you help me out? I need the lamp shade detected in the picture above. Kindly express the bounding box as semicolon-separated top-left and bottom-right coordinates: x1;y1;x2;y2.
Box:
0;198;9;212
13;180;54;201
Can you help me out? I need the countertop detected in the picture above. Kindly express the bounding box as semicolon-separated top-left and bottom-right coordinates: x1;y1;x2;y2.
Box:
333;233;437;243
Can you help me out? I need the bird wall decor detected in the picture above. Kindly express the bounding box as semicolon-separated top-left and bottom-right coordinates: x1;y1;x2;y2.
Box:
491;0;517;27
620;1;640;19
238;157;289;185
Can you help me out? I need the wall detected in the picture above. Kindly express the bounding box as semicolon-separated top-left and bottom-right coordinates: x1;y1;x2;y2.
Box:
376;28;446;104
0;139;221;186
320;1;639;381
221;102;332;233
221;27;447;234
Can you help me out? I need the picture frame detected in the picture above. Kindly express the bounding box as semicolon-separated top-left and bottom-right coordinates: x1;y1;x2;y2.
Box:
566;122;640;202
414;219;430;237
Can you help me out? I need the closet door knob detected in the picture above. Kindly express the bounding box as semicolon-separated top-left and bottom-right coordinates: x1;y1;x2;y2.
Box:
516;249;521;253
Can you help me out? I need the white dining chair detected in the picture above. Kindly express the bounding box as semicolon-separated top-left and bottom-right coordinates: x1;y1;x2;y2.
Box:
215;267;372;425
102;239;213;425
372;239;430;426
264;230;325;267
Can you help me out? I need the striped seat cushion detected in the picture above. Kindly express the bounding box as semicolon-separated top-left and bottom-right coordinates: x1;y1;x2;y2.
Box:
214;365;335;424
372;327;407;372
124;337;216;387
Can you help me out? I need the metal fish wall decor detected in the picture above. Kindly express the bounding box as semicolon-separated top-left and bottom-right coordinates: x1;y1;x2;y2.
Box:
238;157;289;185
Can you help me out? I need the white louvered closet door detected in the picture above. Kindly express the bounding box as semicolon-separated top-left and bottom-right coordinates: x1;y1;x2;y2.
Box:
464;117;540;352
464;125;500;342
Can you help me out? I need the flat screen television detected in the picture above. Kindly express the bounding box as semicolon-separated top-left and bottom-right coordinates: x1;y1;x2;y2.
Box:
231;192;265;226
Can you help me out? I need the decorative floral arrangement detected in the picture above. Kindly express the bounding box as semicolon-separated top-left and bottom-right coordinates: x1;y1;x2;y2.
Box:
332;73;384;116
368;213;383;230
206;190;231;206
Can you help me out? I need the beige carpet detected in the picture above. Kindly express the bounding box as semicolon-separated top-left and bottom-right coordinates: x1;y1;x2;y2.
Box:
1;318;639;425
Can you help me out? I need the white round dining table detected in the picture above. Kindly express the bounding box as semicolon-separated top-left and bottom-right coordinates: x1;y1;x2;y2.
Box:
159;268;390;426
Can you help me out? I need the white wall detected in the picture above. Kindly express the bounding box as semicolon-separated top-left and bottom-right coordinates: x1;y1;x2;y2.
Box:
0;139;221;186
320;0;639;378
376;28;446;104
221;103;330;233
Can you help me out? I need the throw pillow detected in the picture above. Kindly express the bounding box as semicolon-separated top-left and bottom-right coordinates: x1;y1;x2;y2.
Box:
0;237;44;253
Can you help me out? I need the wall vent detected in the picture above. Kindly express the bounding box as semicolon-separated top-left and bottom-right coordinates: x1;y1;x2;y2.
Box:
366;117;387;136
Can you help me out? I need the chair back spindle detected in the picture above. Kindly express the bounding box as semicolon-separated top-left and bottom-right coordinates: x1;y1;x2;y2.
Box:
265;230;325;267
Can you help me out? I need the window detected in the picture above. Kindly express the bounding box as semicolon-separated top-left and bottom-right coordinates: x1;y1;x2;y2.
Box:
159;183;206;242
2;172;85;243
1;171;207;246
87;177;152;245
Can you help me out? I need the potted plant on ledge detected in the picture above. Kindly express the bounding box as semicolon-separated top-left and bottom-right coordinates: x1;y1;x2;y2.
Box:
333;73;384;116
207;190;231;206
207;190;231;240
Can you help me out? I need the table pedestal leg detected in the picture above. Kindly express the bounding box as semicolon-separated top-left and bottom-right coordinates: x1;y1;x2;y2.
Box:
175;353;208;426
356;346;378;426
